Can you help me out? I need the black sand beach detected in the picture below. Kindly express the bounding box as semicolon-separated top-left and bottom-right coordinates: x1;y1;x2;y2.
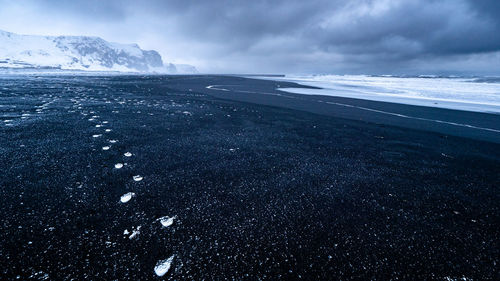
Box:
1;75;499;280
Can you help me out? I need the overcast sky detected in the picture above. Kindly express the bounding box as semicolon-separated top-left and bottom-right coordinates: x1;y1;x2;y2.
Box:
1;0;499;74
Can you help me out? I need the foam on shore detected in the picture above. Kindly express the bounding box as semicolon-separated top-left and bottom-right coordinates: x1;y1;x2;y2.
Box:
275;75;500;114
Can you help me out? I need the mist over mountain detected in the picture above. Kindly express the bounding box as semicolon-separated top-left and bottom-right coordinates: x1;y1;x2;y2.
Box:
0;29;196;73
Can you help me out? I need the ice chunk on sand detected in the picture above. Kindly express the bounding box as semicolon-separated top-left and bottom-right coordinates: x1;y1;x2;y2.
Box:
133;175;143;182
128;226;141;239
120;192;135;203
124;152;132;157
115;163;124;169
154;255;175;277
158;216;176;228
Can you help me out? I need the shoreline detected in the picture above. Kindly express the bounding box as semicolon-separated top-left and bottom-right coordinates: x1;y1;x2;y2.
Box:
257;75;500;114
176;76;500;144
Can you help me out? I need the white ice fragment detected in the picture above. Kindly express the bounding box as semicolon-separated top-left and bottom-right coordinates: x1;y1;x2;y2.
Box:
109;139;118;143
154;255;175;277
95;124;102;128
124;152;132;157
115;163;123;169
92;134;102;138
133;175;143;182
120;192;135;203
128;226;141;239
123;229;129;235
102;146;110;151
158;216;176;228
105;129;112;132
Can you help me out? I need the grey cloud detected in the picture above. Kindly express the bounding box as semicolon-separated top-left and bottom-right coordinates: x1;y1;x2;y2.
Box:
0;0;499;74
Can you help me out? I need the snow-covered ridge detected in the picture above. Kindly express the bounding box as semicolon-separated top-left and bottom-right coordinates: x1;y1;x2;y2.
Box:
0;29;196;73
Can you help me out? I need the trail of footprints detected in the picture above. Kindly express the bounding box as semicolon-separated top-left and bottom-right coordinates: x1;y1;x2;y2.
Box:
86;109;176;278
3;86;199;277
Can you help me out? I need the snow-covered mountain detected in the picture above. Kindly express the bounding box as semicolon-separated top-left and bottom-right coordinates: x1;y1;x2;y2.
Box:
0;29;196;73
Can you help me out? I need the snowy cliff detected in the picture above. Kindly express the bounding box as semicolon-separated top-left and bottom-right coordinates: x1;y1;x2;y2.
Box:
0;30;196;73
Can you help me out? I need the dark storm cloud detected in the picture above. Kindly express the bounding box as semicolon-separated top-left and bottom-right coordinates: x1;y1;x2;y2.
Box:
1;0;499;74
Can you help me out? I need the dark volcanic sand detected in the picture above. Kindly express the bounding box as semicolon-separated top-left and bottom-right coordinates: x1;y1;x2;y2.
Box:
0;75;499;280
